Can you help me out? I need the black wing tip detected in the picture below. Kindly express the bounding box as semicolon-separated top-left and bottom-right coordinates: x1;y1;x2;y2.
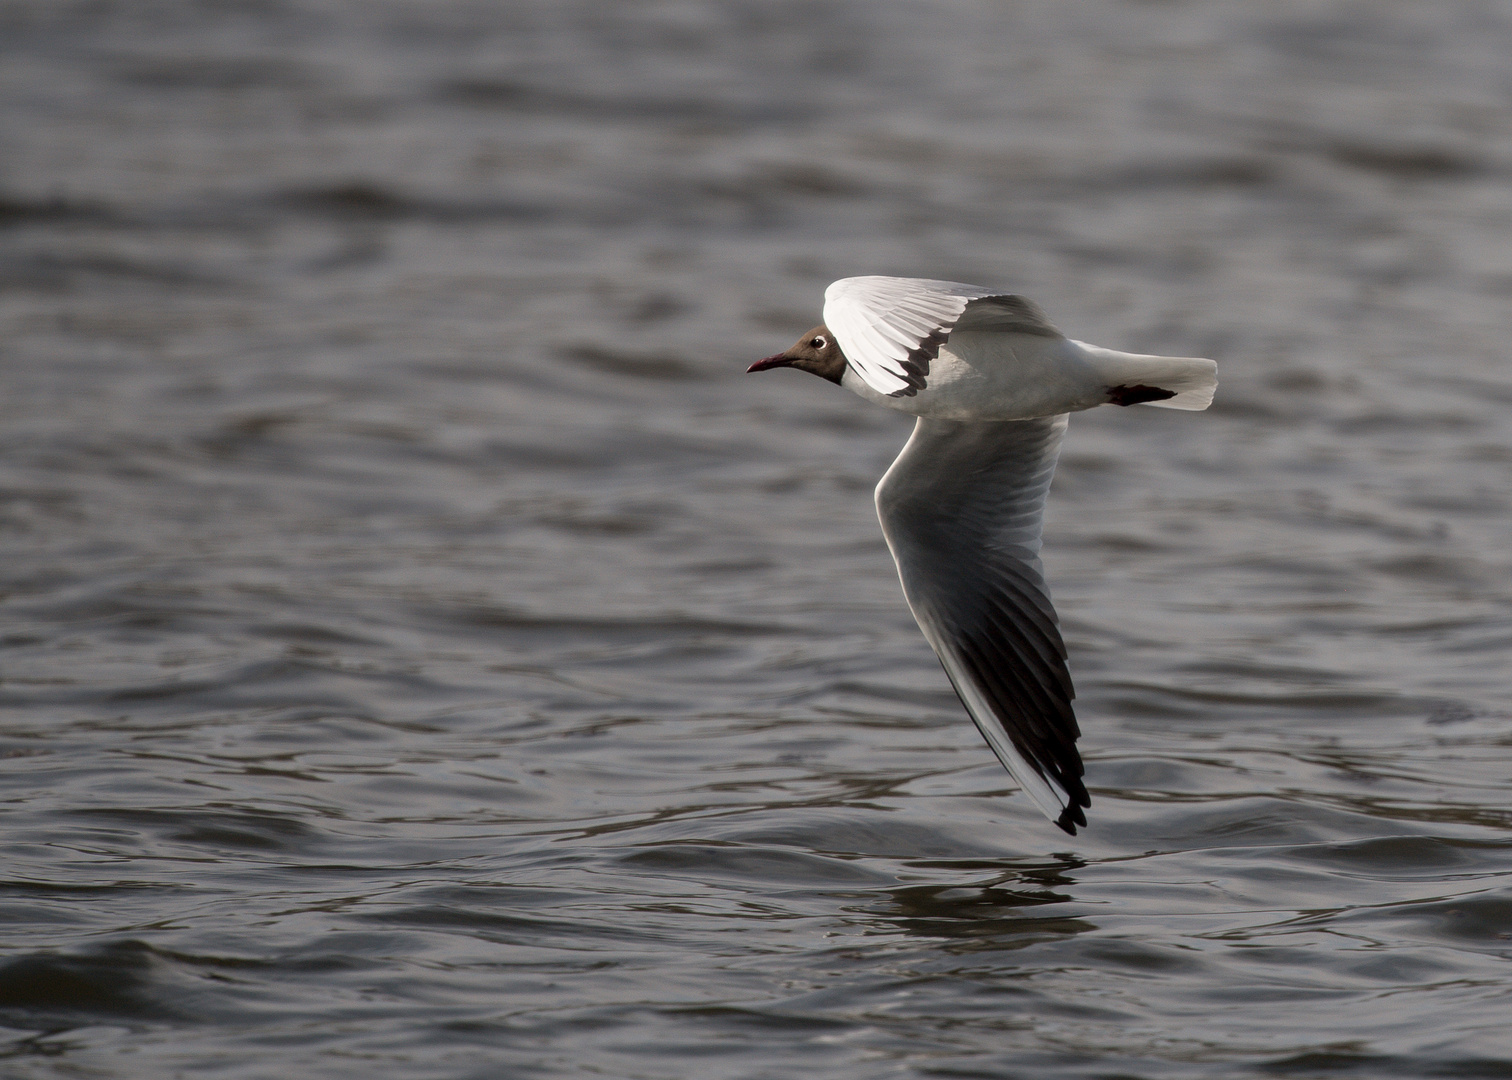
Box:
886;327;949;397
1054;801;1088;835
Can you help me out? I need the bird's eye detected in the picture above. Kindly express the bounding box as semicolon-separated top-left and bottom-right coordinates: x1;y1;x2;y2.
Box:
811;336;827;349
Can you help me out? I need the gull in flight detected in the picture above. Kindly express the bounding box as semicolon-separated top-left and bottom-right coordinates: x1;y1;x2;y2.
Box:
749;276;1216;833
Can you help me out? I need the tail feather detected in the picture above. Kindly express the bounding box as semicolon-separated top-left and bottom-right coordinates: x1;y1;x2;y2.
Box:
1130;355;1217;411
1073;341;1218;412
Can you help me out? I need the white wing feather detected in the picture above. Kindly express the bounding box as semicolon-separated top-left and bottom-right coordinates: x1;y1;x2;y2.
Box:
824;276;999;396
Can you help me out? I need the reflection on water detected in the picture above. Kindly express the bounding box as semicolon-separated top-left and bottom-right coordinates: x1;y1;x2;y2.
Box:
875;859;1092;950
2;0;1512;1076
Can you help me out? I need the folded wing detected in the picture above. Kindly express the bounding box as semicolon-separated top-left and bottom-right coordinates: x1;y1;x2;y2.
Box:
875;414;1089;833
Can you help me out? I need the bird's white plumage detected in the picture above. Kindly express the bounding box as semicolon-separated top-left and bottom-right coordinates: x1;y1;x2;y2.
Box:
755;275;1219;833
823;276;997;396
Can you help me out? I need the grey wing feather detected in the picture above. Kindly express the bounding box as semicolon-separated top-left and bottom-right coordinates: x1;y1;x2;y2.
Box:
875;415;1089;834
953;294;1064;339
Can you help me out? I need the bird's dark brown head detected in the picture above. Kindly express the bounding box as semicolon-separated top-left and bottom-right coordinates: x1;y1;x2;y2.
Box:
747;325;847;385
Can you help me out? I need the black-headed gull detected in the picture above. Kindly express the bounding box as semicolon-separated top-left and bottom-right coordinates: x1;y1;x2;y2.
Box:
748;276;1217;834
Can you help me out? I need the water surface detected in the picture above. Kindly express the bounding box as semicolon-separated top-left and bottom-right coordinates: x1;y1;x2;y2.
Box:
2;2;1512;1077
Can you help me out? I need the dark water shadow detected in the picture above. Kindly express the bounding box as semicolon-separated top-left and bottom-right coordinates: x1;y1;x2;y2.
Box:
852;856;1096;951
0;941;195;1033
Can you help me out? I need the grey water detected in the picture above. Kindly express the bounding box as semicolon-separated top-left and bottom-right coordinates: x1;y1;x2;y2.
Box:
2;2;1512;1076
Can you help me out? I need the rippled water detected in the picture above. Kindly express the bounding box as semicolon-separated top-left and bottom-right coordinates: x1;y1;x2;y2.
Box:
3;2;1512;1076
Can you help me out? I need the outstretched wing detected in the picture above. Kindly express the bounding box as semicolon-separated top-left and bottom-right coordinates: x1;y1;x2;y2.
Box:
823;277;1062;397
875;414;1089;833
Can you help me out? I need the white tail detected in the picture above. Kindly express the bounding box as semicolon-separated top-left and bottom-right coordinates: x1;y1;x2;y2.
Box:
1073;341;1218;411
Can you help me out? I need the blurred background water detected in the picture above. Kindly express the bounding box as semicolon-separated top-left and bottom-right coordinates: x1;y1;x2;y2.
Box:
2;1;1512;1077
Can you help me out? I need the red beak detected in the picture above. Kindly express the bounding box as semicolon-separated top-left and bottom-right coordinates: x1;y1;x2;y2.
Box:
747;352;793;373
